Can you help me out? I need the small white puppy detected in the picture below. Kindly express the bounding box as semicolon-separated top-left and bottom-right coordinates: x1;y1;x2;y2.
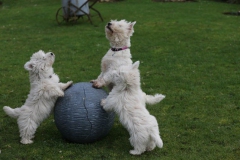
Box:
3;50;73;144
101;61;165;155
91;19;136;90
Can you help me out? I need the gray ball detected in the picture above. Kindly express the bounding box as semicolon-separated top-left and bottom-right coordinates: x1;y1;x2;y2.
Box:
54;82;115;143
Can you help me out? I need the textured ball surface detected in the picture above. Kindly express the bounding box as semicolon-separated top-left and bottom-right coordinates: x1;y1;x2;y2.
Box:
54;82;115;143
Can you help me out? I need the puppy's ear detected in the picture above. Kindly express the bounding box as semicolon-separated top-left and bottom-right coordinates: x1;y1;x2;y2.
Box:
128;21;136;36
132;61;140;70
131;21;136;27
24;61;34;71
38;50;44;54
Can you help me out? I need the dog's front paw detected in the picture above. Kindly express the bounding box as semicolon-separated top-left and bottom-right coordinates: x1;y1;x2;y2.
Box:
90;79;96;83
101;99;106;106
58;90;64;97
67;81;73;87
21;138;33;144
92;81;103;88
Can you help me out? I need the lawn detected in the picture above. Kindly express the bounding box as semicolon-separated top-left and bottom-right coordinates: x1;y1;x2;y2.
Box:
0;0;240;159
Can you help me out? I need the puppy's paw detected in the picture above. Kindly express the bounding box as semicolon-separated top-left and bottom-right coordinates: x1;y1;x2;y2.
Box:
90;79;96;83
21;139;33;144
146;144;156;151
146;147;154;152
67;81;73;87
129;150;142;155
3;106;10;112
155;94;166;101
101;99;106;106
58;90;64;97
92;81;103;88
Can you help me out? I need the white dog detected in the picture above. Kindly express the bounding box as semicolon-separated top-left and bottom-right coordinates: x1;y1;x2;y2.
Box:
91;19;136;90
101;61;165;155
3;50;73;144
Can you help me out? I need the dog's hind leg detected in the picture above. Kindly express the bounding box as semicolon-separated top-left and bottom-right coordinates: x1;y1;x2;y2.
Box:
129;143;146;155
150;133;163;149
18;114;38;144
3;106;21;118
146;139;156;151
149;126;163;148
129;134;147;155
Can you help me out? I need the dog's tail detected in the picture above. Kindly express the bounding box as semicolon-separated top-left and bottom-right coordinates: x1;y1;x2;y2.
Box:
3;106;21;119
145;94;165;105
150;132;163;148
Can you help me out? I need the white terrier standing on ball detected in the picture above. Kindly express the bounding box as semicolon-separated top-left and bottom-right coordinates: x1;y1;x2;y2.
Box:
3;50;73;144
101;61;165;155
91;19;136;90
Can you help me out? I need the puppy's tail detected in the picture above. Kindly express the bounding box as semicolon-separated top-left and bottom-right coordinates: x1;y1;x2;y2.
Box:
145;94;165;105
3;106;20;119
150;133;163;148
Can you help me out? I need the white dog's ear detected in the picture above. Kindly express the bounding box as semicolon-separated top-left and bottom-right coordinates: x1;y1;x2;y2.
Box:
128;21;136;35
132;61;140;70
38;50;45;54
128;21;136;30
131;21;136;26
24;61;34;71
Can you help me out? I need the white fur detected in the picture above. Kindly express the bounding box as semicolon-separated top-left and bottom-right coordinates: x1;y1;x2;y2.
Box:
101;61;165;155
91;19;136;90
3;50;73;144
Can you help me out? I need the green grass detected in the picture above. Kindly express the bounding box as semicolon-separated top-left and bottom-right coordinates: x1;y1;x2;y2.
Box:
0;0;240;159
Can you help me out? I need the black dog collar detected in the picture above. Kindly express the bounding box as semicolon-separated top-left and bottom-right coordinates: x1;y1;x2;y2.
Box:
111;46;129;52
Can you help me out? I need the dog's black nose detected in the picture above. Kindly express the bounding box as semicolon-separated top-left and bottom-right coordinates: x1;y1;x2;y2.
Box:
50;52;54;56
108;23;112;26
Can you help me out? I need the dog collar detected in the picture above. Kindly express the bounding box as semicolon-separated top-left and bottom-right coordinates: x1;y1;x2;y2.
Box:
111;46;129;52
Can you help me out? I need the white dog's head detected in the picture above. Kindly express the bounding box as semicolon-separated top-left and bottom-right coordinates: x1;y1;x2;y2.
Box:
105;19;136;48
24;50;55;81
112;61;140;90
